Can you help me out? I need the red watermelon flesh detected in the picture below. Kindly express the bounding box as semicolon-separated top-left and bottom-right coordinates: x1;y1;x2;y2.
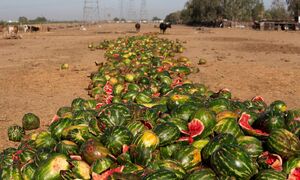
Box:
239;113;269;136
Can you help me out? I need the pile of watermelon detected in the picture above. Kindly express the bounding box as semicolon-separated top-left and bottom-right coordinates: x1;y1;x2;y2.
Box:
1;35;300;180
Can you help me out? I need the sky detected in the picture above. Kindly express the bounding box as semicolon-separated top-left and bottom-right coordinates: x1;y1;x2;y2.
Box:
0;0;273;21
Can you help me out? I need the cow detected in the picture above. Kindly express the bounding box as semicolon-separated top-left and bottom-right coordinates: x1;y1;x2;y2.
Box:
135;23;141;32
23;25;40;32
159;22;171;34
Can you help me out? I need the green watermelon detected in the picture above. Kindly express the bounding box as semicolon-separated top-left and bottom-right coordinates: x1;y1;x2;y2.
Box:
22;113;40;130
237;136;263;159
21;162;37;180
7;125;25;142
101;126;133;156
132;130;160;151
98;103;131;127
267;129;300;158
33;153;70;180
283;156;300;178
143;170;178;180
214;118;244;138
285;110;300;136
153;122;181;146
174;145;201;170
254;169;286;180
186;168;217;180
202;133;238;161
191;108;216;138
210;144;258;179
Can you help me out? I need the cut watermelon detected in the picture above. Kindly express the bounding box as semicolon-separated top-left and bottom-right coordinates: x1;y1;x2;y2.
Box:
239;113;269;137
259;151;283;171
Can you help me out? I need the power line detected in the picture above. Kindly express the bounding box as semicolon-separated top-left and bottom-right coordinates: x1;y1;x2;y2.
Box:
127;0;137;21
140;0;148;20
83;0;100;22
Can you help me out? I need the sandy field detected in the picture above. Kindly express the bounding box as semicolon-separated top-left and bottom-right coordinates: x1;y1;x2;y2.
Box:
1;23;300;150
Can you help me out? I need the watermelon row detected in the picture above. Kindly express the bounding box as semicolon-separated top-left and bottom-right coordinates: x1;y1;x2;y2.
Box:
1;35;300;179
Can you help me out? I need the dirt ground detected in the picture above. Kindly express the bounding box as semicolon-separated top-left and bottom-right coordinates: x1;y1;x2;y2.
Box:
1;23;300;150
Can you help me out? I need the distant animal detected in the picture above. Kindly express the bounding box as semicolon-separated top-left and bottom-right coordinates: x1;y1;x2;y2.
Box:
24;25;40;32
8;25;19;35
135;23;141;32
159;22;171;34
30;26;40;32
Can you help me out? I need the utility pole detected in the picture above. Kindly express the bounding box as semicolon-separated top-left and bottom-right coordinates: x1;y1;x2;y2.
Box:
119;0;124;20
127;0;137;21
83;0;100;23
140;0;148;21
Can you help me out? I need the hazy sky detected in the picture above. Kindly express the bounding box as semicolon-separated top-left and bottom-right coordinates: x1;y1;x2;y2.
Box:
0;0;272;21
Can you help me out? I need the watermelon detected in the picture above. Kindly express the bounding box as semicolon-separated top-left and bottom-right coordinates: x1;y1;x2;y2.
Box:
202;133;238;161
267;129;300;158
153;122;181;146
7;125;25;142
171;102;200;121
126;121;147;137
80;139;111;165
91;157;113;174
160;143;182;160
214;118;244;138
254;169;286;180
55;140;79;155
22;113;40;130
269;100;287;115
21;162;37;180
167;94;191;110
33;153;70;180
208;98;231;114
285;110;300;136
156;159;186;178
174;145;201;170
186;168;217;180
71;97;86;111
98;103;131;127
210;144;258;179
257;151;283;171
0;163;23;180
237;136;263;159
284;156;300;179
191;108;217;138
132;130;160;151
216;110;238;122
143;170;178;180
239;113;269;138
49;118;73;140
130;145;153;166
101;126;133;156
35;131;57;149
253;113;286;133
69;160;91;179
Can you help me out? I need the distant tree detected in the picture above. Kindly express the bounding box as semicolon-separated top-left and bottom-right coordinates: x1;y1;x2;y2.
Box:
18;16;28;24
252;2;265;20
152;17;161;21
120;18;126;21
30;16;47;23
165;11;182;24
266;0;290;20
113;17;120;21
222;0;264;21
286;0;300;16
